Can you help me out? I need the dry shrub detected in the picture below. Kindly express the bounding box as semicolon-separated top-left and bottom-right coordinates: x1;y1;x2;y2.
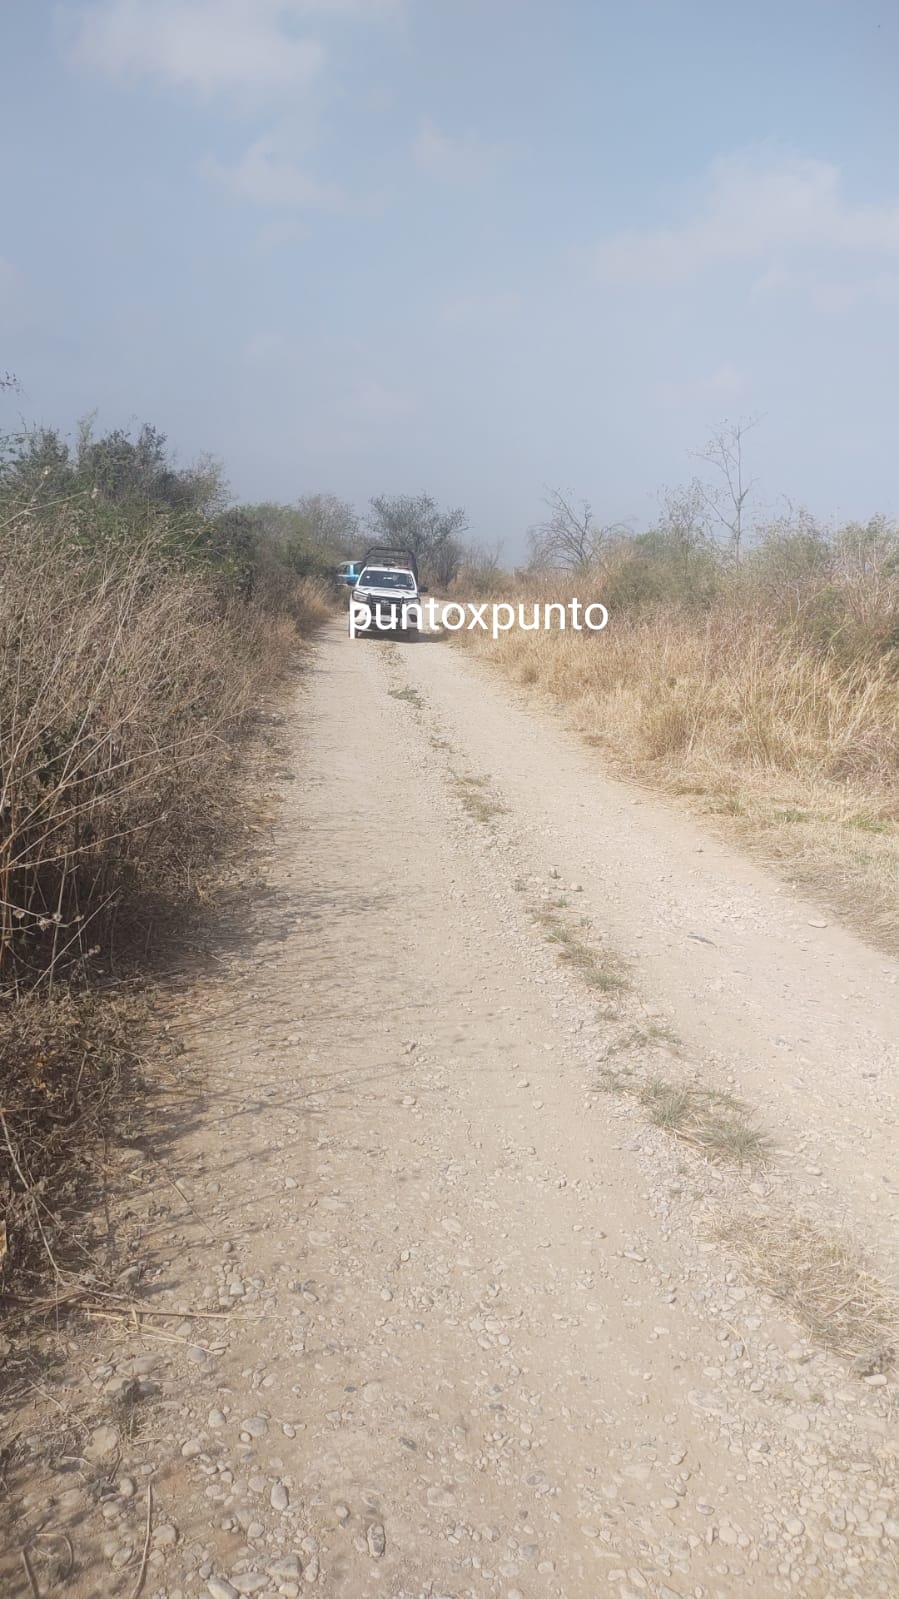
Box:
290;575;334;633
0;501;323;1296
0;510;300;985
0;992;141;1291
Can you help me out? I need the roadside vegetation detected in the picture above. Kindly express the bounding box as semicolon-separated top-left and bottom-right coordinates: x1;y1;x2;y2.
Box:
455;424;899;950
0;418;336;1299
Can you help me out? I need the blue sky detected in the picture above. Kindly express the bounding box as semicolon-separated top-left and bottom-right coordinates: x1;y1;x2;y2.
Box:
3;1;899;553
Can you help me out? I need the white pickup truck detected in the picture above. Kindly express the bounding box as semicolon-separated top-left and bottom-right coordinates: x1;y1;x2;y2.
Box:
349;547;427;638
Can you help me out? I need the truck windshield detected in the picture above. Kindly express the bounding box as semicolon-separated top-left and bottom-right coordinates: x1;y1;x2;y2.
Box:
359;569;416;589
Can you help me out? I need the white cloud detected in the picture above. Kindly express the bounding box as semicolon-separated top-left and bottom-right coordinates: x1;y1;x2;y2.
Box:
68;1;328;94
593;149;899;282
413;119;500;184
202;138;343;209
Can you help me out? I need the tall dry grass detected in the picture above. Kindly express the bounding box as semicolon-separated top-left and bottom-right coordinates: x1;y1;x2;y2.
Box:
464;561;899;945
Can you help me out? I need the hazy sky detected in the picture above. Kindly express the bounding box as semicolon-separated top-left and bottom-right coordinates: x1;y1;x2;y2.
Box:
3;1;899;553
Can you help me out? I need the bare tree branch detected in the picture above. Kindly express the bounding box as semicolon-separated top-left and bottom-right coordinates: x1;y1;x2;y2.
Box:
689;415;762;563
528;487;627;573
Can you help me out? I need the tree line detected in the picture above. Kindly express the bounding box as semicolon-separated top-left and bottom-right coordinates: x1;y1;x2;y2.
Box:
3;414;897;626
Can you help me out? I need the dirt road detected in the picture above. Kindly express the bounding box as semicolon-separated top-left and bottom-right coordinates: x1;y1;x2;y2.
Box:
4;621;898;1599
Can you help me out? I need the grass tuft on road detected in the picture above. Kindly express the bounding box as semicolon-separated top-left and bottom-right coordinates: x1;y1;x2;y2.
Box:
389;684;425;708
538;907;629;994
452;773;508;823
718;1211;898;1360
598;1067;770;1166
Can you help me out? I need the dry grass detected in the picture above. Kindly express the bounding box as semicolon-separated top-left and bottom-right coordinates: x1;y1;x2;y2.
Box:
452;773;507;823
598;1067;770;1165
604;1021;681;1054
537;905;628;994
0;990;142;1290
290;575;333;634
718;1210;898;1360
465;595;899;947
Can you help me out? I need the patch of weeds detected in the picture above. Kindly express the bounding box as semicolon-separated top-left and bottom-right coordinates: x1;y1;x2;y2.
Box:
597;1068;769;1166
670;780;710;797
773;808;811;824
537;908;628;994
646;1021;681;1047
718;1212;898;1359
452;774;507;824
389;685;424;709
846;815;891;835
603;1021;681;1057
596;1066;636;1094
641;1077;770;1164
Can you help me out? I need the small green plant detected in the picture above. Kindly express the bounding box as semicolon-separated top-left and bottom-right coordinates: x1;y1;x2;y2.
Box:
846;815;891;834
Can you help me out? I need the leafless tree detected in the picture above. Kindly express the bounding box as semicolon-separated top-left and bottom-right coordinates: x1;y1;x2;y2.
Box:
690;415;761;563
528;488;627;573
